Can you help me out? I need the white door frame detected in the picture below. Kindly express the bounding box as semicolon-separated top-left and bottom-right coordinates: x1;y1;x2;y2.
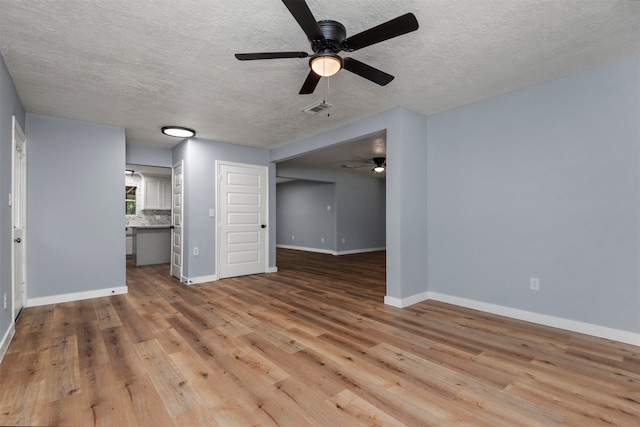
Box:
215;160;270;279
170;160;184;281
11;116;26;319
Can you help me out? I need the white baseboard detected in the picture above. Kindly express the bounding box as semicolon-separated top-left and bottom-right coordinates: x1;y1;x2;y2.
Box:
185;267;277;284
335;247;386;255
384;291;429;308
27;286;128;307
0;323;16;365
277;244;334;254
385;291;640;346
183;274;217;285
277;244;386;256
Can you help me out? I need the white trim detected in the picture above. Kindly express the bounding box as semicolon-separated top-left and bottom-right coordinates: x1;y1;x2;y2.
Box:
266;266;278;273
27;286;128;307
384;291;429;308
11;116;27;322
277;244;334;255
383;295;403;307
170;160;184;280
335;247;386;255
183;274;217;285
384;291;640;346
0;323;16;364
277;244;386;256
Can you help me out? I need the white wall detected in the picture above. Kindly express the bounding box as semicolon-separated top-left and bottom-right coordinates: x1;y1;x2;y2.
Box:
277;179;337;252
172;137;271;280
26;113;126;303
271;57;639;341
0;54;25;358
271;107;430;301
126;143;173;167
275;167;386;254
427;56;640;334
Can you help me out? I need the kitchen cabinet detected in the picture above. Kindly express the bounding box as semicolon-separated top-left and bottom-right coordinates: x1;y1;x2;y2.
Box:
126;227;133;256
141;175;171;210
132;226;171;266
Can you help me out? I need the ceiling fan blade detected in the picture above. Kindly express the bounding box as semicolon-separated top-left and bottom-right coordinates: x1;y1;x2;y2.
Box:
235;52;308;60
342;13;419;51
299;70;321;94
343;58;394;86
342;164;372;169
282;0;324;41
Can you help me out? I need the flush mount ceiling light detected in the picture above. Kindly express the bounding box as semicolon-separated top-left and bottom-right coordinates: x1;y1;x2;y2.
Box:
161;126;196;138
310;53;342;77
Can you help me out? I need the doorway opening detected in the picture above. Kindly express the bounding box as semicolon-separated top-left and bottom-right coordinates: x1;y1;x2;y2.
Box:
12;116;27;321
274;131;387;287
125;164;173;274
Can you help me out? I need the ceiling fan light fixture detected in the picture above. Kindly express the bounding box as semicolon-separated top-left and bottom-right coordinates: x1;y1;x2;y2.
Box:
372;157;386;173
161;126;196;138
310;54;342;77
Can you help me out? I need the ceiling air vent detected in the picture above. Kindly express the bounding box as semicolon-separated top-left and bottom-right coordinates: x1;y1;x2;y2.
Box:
302;101;333;115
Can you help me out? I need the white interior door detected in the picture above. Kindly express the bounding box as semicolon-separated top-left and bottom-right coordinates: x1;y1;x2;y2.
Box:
217;162;268;279
12;116;26;319
171;162;184;280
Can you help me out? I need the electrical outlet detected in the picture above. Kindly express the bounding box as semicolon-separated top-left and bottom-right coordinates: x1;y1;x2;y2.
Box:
291;235;295;241
342;238;346;244
193;247;199;256
530;278;540;291
321;237;324;243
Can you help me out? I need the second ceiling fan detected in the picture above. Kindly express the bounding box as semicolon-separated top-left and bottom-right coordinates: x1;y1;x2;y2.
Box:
235;0;419;94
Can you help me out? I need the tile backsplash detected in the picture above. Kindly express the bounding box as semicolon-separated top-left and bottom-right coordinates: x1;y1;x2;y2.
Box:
125;173;171;226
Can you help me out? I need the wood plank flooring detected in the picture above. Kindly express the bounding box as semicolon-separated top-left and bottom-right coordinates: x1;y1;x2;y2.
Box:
1;249;638;426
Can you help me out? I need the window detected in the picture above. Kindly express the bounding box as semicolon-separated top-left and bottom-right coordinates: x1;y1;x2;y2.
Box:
125;186;137;214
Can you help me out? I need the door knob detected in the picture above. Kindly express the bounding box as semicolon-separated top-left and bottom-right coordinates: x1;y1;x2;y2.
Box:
14;237;21;243
261;224;266;229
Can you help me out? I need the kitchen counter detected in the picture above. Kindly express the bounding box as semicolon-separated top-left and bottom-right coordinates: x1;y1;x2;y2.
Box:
132;227;171;266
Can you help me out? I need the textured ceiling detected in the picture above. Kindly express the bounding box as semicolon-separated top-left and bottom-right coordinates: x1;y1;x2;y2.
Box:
278;130;387;176
1;0;639;151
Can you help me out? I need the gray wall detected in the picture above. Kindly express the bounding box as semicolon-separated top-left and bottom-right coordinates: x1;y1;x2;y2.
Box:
276;167;386;252
271;57;639;334
26;113;126;298
276;179;336;251
172;137;271;279
126;143;173;167
427;56;640;333
0;54;25;346
271;107;429;300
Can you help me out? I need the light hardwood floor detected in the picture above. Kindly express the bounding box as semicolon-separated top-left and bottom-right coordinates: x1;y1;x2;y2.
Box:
0;249;638;426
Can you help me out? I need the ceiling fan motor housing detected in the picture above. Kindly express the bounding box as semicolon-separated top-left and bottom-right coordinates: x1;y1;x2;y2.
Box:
311;20;346;53
373;157;386;166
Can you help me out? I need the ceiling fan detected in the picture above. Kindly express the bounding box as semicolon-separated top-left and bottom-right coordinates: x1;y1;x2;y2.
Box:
342;157;386;173
235;0;419;94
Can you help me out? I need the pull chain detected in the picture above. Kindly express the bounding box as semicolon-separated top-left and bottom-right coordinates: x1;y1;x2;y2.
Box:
324;77;331;117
